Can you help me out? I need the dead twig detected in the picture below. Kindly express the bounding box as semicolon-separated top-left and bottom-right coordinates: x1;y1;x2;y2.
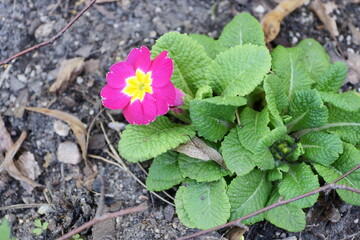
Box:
0;203;54;211
179;164;360;240
0;0;97;66
56;203;148;240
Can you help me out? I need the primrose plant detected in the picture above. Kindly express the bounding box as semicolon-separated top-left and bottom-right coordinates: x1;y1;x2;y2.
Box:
101;13;360;232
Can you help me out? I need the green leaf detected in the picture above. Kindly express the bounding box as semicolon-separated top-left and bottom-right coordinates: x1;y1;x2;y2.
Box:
189;34;219;59
221;127;256;176
190;97;246;141
42;222;48;230
217;13;265;48
314;143;360;205
151;32;211;96
34;219;42;228
194;85;213;99
271;46;314;100
265;188;306;232
0;218;11;240
316;62;347;92
325;105;360;145
33;228;42;236
178;154;229;182
267;168;283;181
296;38;331;80
286;90;328;132
207;44;271;97
278;163;320;208
238;107;270;153
119;116;195;162
319;91;360;112
263;74;289;123
300;132;343;166
227;170;272;224
146;151;184;191
175;179;231;230
253;126;287;170
174;186;196;227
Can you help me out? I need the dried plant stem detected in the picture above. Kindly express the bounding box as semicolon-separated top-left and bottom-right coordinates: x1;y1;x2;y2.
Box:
0;203;53;211
56;203;148;240
179;164;360;240
0;0;97;66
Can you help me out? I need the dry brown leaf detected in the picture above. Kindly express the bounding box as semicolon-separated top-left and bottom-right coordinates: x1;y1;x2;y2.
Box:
311;0;339;38
0;114;13;152
26;107;88;164
0;131;43;190
346;51;360;84
261;0;306;43
14;89;29;118
175;137;226;168
15;151;41;193
49;57;84;94
349;23;360;45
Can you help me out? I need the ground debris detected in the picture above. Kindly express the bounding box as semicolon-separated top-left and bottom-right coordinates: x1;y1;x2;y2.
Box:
14;151;41;193
310;0;339;38
261;0;306;43
57;141;81;165
50;57;85;94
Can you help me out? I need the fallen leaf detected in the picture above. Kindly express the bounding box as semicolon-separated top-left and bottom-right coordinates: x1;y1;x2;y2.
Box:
0;114;13;152
175;137;226;168
349;23;360;45
346;51;360;84
49;57;84;94
0;131;43;191
226;226;248;240
15;151;41;193
26;107;88;163
85;59;101;74
261;0;306;43
311;0;339;38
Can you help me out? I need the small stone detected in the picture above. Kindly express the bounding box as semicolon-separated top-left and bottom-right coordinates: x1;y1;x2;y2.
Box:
57;141;81;165
108;121;126;132
254;5;265;14
34;21;55;41
17;74;27;83
354;219;359;224
283;237;297;240
149;30;157;38
76;76;84;84
164;205;175;222
37;205;53;215
53;120;70;137
280;232;287;238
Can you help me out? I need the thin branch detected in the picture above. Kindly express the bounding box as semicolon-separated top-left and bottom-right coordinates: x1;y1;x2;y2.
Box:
179;183;360;240
0;0;97;66
332;163;360;184
56;203;148;240
0;203;53;211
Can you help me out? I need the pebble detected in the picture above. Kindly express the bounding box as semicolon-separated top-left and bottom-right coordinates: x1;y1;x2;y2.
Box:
57;141;81;165
37;205;53;215
283;237;297;240
34;21;55;41
354;219;359;224
17;74;27;83
53;120;70;137
108;121;126;132
280;232;287;238
254;5;265;14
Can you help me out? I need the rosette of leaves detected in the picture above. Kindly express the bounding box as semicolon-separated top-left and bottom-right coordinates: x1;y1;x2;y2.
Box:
118;13;360;232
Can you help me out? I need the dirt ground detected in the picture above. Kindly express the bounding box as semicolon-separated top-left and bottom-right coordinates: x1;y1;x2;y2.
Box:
0;0;360;239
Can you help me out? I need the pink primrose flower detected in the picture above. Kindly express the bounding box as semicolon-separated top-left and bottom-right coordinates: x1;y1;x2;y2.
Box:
100;46;184;125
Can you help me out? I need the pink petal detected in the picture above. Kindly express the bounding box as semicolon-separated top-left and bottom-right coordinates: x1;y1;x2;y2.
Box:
152;83;176;115
126;46;151;72
142;93;157;124
122;100;144;125
107;62;135;89
149;51;174;88
173;88;185;107
100;85;130;110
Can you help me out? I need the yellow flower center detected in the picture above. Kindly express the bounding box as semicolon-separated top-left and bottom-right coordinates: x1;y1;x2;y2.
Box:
122;69;153;102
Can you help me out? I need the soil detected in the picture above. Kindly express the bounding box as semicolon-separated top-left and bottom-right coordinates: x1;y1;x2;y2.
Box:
0;0;360;240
